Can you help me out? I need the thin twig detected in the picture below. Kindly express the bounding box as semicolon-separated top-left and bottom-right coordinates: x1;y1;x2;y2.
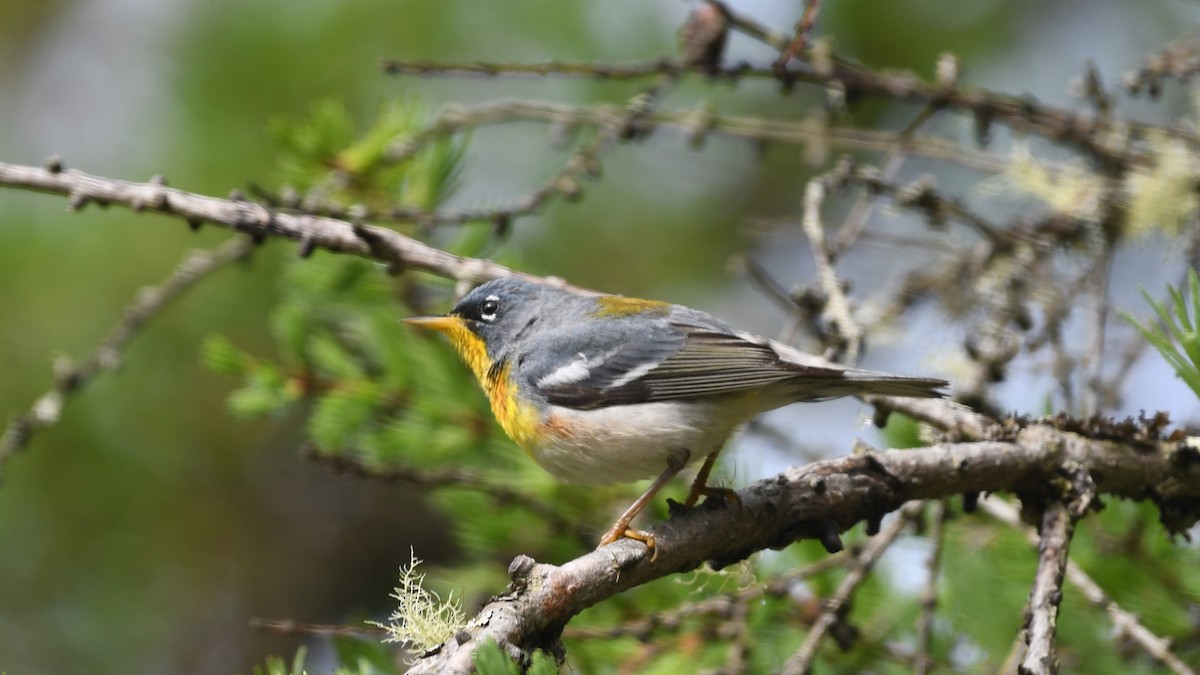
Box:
379;56;1197;162
380;59;678;80
380;99;1014;176
1084;240;1117;413
400;70;683;230
1021;500;1075;674
1019;470;1095;675
774;0;823;71
723;4;792;51
802;178;863;362
981;497;1197;675
250;617;386;638
831;105;940;257
914;500;947;675
778;501;924;675
843;162;1010;243
1122;29;1200;97
721;596;752;674
0;236;254;474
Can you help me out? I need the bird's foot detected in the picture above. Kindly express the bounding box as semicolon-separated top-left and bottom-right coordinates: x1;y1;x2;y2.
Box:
597;525;658;562
683;483;742;509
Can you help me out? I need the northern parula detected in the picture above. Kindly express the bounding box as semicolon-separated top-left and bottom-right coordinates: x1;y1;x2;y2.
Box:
404;276;947;552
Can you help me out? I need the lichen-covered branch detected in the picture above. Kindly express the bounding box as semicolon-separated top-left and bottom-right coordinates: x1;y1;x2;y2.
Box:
405;425;1200;673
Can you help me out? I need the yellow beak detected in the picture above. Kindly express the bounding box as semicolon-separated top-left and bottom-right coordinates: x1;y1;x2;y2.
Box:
402;315;465;333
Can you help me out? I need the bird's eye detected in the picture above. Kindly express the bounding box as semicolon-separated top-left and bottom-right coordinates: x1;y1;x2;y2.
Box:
480;297;500;321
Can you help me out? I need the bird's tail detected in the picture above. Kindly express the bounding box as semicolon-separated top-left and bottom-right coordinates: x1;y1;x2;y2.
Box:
765;337;949;400
839;370;948;398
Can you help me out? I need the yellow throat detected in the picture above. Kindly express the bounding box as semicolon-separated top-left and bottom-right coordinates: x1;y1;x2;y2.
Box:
403;315;540;450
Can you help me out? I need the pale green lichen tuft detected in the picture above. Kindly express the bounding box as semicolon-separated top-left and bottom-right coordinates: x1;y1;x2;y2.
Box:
993;145;1104;222
1123;130;1200;237
369;549;466;655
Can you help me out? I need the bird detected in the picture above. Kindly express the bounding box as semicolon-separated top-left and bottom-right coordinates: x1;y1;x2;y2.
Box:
404;276;947;554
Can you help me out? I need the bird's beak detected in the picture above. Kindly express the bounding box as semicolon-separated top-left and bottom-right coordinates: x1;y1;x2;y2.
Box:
402;315;464;333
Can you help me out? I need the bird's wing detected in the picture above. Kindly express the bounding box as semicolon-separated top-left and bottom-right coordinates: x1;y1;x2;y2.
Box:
526;321;847;409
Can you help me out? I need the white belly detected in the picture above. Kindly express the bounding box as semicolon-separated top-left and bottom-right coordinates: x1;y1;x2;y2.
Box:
526;400;740;485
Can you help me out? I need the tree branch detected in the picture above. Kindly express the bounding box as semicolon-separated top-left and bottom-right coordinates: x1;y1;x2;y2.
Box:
379;55;1196;165
914;500;947;675
773;0;823;71
0;160;514;284
801;176;863;361
405;426;1200;672
379;100;1014;176
1019;469;1094;675
0;236;254;475
982;498;1197;675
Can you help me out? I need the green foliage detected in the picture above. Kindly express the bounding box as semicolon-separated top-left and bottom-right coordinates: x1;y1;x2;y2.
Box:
271;99;466;211
201;333;250;376
249;645;396;675
205;330;303;418
1119;268;1200;398
333;636;402;675
878;412;924;449
250;646;309;675
1071;500;1200;668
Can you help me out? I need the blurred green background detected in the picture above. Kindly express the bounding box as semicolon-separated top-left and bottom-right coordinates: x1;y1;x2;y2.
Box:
1;1;1198;673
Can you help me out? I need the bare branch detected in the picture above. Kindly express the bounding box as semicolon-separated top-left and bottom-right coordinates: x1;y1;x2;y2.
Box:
380;55;1198;164
773;0;823;71
724;3;791;50
380;59;678;80
0;160;514;284
982;498;1197;675
1020;504;1076;674
250;618;385;638
914;500;947;675
0;236;254;473
1122;29;1200;97
378;72;681;229
838;161;1009;244
801;177;863;362
1019;469;1096;675
380;100;1013;177
831;104;940;257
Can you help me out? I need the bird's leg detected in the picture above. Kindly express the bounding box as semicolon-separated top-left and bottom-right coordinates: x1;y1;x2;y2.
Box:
684;449;741;508
598;451;689;558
